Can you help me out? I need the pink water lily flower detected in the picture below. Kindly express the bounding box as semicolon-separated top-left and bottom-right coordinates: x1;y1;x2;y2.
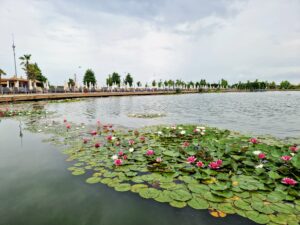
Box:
182;141;190;148
216;159;223;166
123;155;128;160
95;143;101;148
146;149;155;156
209;161;220;169
83;138;89;144
128;140;135;145
289;146;298;153
196;161;204;168
156;157;162;163
114;159;123;166
90;130;97;136
66;124;71;129
187;156;197;164
118;151;124;156
281;155;292;161
139;136;145;142
281;177;298;186
250;138;258;144
115;141;120;146
106;135;113;141
258;153;266;159
63;118;67;123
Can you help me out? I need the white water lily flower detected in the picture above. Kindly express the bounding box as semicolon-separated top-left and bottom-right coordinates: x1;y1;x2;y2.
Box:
129;148;134;153
291;153;295;156
76;127;80;130
253;150;262;155
201;132;205;135
81;126;85;129
111;155;118;160
111;136;116;141
255;164;264;169
38;129;42;132
180;130;186;135
157;131;163;135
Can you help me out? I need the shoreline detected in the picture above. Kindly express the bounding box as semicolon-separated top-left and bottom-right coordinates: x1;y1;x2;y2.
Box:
0;89;299;103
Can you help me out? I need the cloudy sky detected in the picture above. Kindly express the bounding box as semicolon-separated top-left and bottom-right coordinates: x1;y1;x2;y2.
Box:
0;0;300;86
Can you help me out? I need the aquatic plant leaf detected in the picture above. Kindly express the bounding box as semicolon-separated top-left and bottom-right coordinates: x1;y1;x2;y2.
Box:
169;189;192;201
169;201;187;208
86;177;101;184
139;188;160;199
188;197;209;209
114;183;131;192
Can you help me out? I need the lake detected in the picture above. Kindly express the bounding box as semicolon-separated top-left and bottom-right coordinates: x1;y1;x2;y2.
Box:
0;91;299;225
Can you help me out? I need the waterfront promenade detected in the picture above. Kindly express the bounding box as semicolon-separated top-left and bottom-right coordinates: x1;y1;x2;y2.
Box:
0;90;199;103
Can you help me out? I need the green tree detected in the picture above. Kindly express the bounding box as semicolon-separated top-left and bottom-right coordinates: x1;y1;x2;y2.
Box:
268;81;276;89
83;69;96;88
164;80;168;87
152;80;156;87
158;79;163;88
136;81;142;87
19;54;31;78
280;80;291;89
106;75;113;87
111;72;121;87
124;73;133;87
220;79;228;88
0;68;6;87
200;79;206;87
33;63;47;84
68;78;75;87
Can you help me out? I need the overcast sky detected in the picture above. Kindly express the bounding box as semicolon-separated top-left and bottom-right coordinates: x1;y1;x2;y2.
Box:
0;0;300;85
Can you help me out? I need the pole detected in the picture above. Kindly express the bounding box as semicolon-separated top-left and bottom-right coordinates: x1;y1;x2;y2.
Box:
12;34;18;77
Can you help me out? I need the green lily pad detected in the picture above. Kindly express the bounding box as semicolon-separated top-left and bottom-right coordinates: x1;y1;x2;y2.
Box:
114;183;131;192
86;176;101;184
169;201;187;208
169;189;192;201
139;188;160;199
188;196;209;209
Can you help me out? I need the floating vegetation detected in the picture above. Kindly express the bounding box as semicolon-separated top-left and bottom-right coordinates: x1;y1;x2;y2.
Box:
23;118;300;225
0;108;47;118
128;113;166;118
47;98;83;104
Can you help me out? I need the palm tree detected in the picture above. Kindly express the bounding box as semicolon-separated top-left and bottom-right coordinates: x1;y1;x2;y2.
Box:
0;68;6;88
19;54;31;78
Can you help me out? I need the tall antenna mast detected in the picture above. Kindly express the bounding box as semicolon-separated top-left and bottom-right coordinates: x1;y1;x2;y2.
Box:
12;34;18;77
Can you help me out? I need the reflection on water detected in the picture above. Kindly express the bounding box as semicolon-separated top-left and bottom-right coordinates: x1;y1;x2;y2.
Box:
0;120;256;225
46;91;300;138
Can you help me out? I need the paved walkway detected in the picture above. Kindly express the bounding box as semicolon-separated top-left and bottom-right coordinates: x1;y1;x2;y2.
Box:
0;90;198;103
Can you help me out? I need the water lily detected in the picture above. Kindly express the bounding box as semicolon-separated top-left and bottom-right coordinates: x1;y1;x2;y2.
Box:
129;148;134;153
289;145;298;153
200;131;205;135
281;177;298;186
95;143;101;148
146;149;155;156
209;161;220;169
193;128;200;133
111;155;118;160
128;139;135;145
187;156;196;164
196;161;204;168
250;138;258;144
255;164;264;169
106;135;113;141
197;126;206;130
216;159;223;166
66;124;71;129
157;131;163;135
281;155;292;161
83;138;89;144
118;151;124;156
182;141;190;147
156;157;162;163
114;159;123;166
139;136;145;142
63;118;67;123
253;150;262;155
123;155;128;160
258;153;266;159
90;130;97;136
180;130;186;135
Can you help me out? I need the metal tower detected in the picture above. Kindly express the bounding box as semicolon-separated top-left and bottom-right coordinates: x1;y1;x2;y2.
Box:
12;34;18;77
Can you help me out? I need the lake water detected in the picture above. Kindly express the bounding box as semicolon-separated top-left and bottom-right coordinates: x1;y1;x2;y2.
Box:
1;91;299;225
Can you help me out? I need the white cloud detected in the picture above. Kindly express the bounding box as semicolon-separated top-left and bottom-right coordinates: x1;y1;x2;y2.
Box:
0;0;299;86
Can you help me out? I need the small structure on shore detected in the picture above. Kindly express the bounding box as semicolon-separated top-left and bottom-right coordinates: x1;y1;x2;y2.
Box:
0;75;48;93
